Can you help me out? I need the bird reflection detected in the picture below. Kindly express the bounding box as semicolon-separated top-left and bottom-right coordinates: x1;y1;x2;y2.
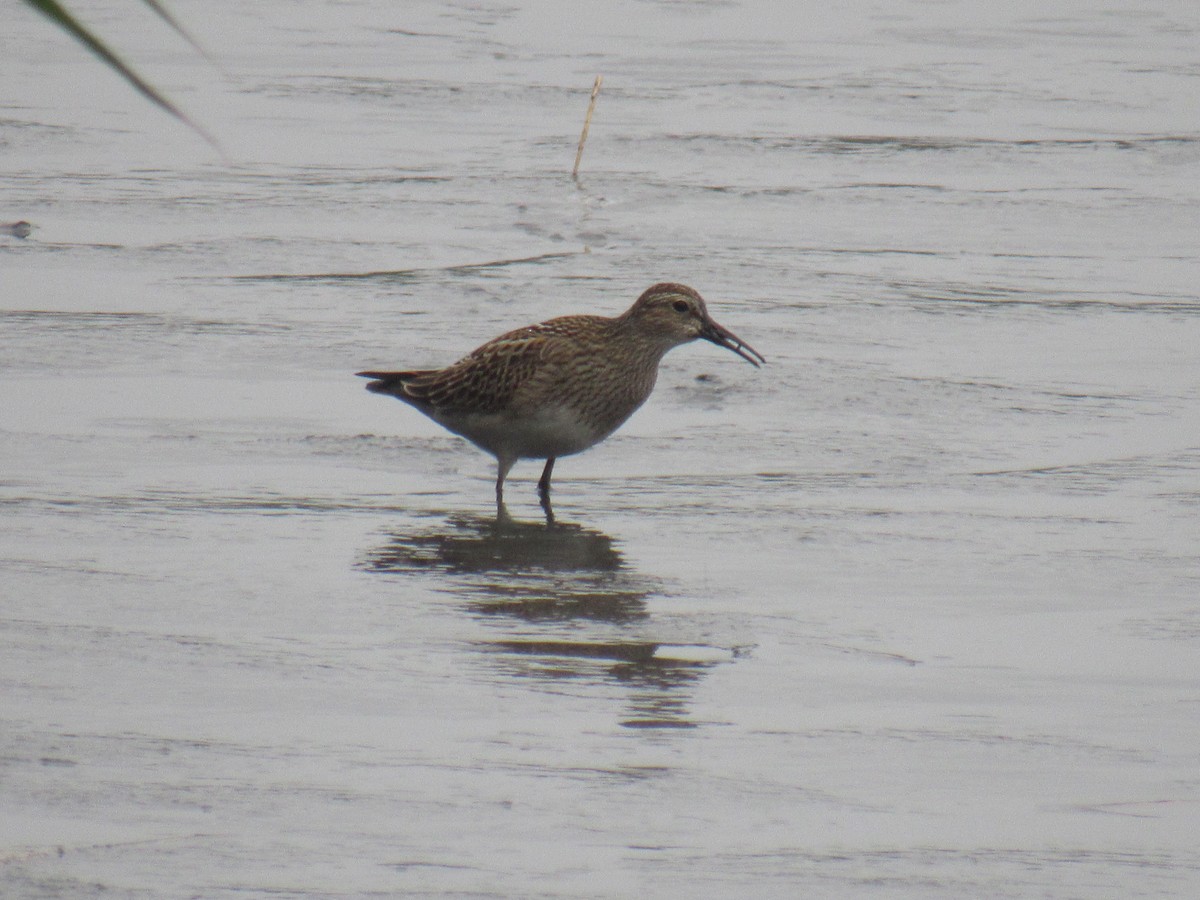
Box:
363;513;645;621
364;514;729;727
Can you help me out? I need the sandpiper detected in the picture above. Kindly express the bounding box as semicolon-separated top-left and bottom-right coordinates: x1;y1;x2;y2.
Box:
358;282;764;519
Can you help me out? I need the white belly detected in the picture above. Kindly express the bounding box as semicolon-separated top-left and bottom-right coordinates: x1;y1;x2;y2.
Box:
433;405;608;460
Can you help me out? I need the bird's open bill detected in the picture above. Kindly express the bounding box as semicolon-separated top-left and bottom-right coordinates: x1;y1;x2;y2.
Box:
700;318;766;367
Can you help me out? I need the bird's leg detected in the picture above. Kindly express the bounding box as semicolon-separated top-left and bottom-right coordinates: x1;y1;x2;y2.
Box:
537;457;556;497
495;456;516;523
537;457;556;524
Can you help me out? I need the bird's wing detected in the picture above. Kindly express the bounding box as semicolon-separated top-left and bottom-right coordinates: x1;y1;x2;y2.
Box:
423;322;570;412
360;317;595;413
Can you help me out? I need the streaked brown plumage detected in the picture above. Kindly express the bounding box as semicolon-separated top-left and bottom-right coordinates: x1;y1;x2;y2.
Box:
358;282;763;518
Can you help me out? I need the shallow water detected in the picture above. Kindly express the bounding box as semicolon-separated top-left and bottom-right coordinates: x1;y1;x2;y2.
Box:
3;0;1199;896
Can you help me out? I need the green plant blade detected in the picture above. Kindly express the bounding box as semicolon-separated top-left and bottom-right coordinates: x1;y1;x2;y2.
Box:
137;0;217;66
23;0;219;149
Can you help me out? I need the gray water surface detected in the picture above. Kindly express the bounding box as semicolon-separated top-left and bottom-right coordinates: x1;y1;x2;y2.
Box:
3;1;1199;896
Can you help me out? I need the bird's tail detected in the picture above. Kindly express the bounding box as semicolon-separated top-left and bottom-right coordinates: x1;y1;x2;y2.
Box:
356;370;433;400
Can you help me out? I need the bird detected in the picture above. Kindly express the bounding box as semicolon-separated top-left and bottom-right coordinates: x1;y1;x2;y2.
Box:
357;282;764;520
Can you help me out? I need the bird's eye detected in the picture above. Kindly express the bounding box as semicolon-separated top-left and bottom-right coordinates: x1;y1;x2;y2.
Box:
672;299;690;313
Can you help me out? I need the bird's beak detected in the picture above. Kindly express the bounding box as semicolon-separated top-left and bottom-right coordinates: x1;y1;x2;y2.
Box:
699;317;765;367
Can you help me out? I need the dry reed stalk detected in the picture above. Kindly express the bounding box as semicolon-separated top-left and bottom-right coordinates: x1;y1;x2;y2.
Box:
572;75;603;179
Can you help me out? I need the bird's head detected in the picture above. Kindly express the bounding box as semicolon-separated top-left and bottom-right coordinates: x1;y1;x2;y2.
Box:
623;283;764;366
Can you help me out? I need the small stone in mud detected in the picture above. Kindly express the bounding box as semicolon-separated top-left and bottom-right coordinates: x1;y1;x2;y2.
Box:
2;221;33;238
